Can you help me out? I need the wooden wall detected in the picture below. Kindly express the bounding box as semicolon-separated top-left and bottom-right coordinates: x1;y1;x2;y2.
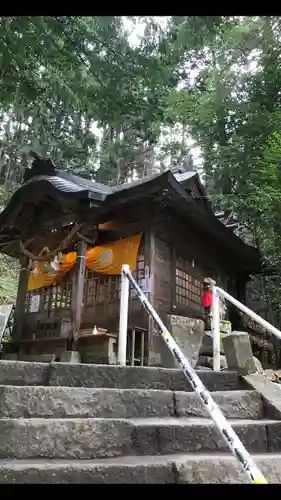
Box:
23;236;150;338
22;269;74;339
81;238;149;332
149;208;246;326
21;203;245;347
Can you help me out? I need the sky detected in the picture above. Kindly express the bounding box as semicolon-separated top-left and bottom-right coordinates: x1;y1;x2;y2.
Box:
123;16;203;168
91;16;202;173
91;17;262;177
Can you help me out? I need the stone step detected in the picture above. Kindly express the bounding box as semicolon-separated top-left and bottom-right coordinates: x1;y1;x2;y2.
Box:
0;386;264;420
1;417;280;459
0;453;280;483
0;360;241;391
174;389;264;420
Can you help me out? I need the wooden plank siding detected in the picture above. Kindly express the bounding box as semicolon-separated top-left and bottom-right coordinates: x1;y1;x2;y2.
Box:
21;204;244;352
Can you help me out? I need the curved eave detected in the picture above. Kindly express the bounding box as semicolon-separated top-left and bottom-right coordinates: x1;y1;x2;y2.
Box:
0;169;263;275
165;172;261;274
0;175;106;230
108;170;261;274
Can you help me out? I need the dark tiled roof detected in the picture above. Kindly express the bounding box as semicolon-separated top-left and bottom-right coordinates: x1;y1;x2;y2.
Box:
174;171;197;184
24;175;107;201
21;160;198;200
111;171;166;193
25;175;89;193
0;161;261;272
20;168;195;202
56;169;112;196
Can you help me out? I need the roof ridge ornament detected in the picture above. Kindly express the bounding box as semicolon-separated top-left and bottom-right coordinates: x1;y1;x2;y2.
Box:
23;152;56;183
171;153;197;175
181;153;196;173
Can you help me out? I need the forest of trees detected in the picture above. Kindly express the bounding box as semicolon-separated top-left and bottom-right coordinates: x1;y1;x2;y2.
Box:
1;16;281;327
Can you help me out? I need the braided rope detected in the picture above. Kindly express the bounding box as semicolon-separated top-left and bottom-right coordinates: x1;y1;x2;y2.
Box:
19;223;93;263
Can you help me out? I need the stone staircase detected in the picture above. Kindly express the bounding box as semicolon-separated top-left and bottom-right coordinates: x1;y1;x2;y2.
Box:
0;360;281;483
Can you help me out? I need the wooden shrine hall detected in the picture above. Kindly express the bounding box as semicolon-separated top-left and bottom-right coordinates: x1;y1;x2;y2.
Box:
0;155;261;366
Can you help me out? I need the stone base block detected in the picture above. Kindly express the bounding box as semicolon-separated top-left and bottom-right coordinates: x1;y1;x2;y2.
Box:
223;331;256;375
60;351;81;364
152;316;204;369
19;354;55;363
2;353;18;361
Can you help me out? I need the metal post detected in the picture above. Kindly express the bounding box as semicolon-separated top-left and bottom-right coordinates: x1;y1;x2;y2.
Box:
118;264;130;366
212;285;221;372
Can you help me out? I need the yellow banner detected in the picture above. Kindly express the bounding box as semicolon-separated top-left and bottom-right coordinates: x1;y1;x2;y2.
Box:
28;233;142;291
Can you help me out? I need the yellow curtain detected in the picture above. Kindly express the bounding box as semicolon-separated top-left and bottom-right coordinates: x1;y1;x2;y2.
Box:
28;233;142;291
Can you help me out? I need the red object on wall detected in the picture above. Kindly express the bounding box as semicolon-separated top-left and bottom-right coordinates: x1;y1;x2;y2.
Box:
202;290;213;308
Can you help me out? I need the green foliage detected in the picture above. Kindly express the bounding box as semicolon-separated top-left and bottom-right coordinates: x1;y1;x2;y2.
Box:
0;254;19;304
0;16;180;189
162;16;281;325
0;16;181;301
2;15;281;322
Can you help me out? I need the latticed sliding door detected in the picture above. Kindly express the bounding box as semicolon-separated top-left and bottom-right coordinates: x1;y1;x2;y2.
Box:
175;255;204;318
23;270;74;339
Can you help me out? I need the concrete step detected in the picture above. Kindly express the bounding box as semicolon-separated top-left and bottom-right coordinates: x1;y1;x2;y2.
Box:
0;360;241;391
1;417;280;459
0;453;280;483
0;385;264;420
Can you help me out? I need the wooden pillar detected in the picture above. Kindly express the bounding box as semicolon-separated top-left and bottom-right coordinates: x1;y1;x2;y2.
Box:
71;240;87;349
170;244;176;313
230;275;247;330
13;255;29;344
147;228;160;366
236;275;247;304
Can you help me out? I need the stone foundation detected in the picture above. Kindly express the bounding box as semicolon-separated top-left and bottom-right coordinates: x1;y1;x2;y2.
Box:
77;333;118;364
223;331;257;375
149;315;204;368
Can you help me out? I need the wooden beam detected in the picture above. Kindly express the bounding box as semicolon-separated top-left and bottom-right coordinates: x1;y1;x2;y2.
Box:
12;256;29;344
41;213;79;231
147;228;158;365
97;221;145;245
71;240;87;348
171;244;176;312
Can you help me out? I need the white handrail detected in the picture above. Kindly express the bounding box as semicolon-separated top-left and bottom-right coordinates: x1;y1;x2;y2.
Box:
216;285;281;340
118;264;268;485
211;286;221;372
118;264;130;366
211;284;281;373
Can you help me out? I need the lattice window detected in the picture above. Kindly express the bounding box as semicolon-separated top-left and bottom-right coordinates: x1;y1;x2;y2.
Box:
42;287;50;311
84;252;145;306
176;258;203;313
25;273;73;313
84;272;111;306
130;253;145;298
25;292;30;312
50;285;70;310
